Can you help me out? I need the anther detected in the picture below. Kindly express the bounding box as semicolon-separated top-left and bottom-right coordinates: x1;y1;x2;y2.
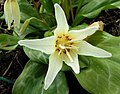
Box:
65;36;69;39
70;42;73;45
55;44;57;47
67;49;70;52
58;36;62;38
56;40;58;43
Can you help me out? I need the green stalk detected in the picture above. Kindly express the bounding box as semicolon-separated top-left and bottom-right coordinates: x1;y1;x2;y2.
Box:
70;0;74;22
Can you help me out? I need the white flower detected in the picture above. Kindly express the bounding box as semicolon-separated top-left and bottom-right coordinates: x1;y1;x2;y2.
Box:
18;4;112;90
4;0;20;29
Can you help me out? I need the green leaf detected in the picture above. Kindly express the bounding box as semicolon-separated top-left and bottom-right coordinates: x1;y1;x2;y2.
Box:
40;0;54;13
70;23;88;30
23;47;49;64
12;61;69;94
14;21;39;38
18;0;50;31
29;17;50;31
73;0;120;26
40;14;56;27
61;0;71;20
0;34;20;50
76;0;84;13
52;0;61;4
18;0;39;21
75;32;120;94
88;31;113;45
110;1;120;9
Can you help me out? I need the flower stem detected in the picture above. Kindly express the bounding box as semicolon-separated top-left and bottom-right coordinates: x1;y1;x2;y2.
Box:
70;0;74;22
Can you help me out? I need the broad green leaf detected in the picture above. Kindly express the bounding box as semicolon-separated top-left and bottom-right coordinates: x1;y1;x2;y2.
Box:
18;0;39;20
88;31;113;45
75;32;120;94
79;0;117;14
18;0;50;31
40;14;56;27
110;1;120;9
76;0;84;13
29;17;50;31
12;61;69;94
44;30;54;37
82;7;103;18
0;34;20;50
73;0;120;26
70;23;88;30
23;47;49;64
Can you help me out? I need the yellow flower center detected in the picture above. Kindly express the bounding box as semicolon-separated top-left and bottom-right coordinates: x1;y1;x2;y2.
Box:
55;34;78;62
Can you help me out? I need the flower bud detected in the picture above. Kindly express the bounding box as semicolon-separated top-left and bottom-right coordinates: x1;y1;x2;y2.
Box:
4;0;20;30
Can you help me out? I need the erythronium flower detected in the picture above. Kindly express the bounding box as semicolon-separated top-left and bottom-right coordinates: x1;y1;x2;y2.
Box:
18;4;112;90
4;0;20;29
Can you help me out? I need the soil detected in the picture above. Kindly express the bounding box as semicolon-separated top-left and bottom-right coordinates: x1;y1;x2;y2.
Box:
0;1;120;94
89;9;120;36
0;49;29;94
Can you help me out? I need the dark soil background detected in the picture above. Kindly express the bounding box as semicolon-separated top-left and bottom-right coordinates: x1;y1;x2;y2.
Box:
0;0;120;94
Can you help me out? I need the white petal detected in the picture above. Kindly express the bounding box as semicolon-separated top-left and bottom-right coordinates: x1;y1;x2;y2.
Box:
18;36;55;54
11;0;20;28
44;52;63;90
54;3;69;35
4;0;13;29
69;26;99;40
63;50;80;74
78;41;112;58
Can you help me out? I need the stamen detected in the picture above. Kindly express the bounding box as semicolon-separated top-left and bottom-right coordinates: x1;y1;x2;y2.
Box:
58;49;62;55
59;45;78;50
59;44;66;49
70;45;79;50
69;39;79;42
65;49;74;62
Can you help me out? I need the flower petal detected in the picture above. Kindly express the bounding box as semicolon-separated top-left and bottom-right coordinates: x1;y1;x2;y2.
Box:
44;52;63;90
18;36;55;54
54;3;69;35
69;26;99;40
78;41;112;58
89;21;104;31
11;0;20;28
63;50;80;74
4;0;13;29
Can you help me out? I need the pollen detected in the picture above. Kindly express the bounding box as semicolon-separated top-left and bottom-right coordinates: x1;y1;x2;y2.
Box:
55;34;75;56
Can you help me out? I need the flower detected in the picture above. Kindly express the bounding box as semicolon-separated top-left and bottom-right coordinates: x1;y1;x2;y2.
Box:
4;0;20;29
18;4;112;90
